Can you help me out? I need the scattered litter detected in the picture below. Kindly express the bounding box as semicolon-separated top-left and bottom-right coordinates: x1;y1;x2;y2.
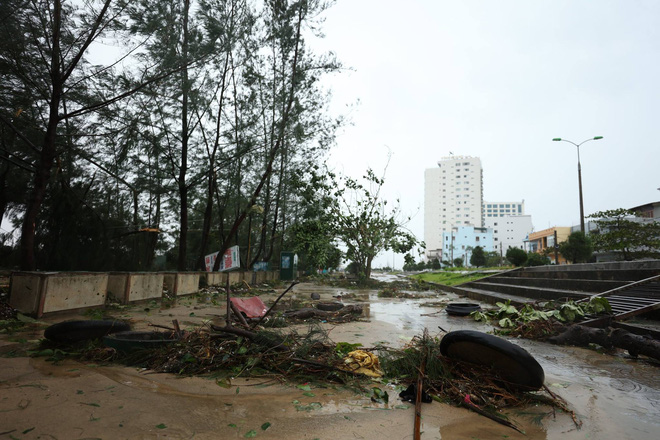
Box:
339;350;383;377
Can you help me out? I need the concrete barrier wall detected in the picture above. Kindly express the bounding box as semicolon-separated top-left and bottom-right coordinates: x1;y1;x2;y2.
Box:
205;272;227;286
127;273;164;302
227;271;242;285
10;269;281;317
9;272;47;316
10;272;108;317
41;273;108;314
174;273;200;296
107;273;129;302
255;271;266;284
162;273;176;294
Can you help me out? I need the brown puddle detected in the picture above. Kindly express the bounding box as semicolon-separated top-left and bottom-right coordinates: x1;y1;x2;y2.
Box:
1;279;658;439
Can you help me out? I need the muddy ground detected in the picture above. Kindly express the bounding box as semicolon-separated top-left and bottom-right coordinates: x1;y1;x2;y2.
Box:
1;276;659;439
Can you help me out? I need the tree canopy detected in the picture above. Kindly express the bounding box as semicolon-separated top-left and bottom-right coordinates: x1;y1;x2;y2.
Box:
505;247;527;266
559;231;593;264
0;0;345;272
332;168;417;281
469;246;486;267
588;209;660;261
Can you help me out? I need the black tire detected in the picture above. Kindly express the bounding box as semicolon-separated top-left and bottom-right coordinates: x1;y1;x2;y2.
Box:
316;302;344;312
44;320;131;343
440;330;545;390
445;303;481;316
103;331;177;352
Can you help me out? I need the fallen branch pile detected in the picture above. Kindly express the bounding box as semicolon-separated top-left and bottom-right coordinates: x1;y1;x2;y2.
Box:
548;324;660;361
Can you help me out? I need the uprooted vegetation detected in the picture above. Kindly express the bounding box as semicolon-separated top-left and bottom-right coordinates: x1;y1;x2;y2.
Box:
22;323;581;433
470;297;613;338
469;298;660;362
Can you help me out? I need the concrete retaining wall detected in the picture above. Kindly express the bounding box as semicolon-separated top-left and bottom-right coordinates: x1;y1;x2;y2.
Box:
10;272;108;317
108;272;165;303
205;272;227;286
9;269;281;317
173;273;200;297
227;271;242;285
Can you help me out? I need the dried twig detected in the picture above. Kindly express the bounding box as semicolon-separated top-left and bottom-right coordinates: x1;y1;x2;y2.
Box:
251;281;298;329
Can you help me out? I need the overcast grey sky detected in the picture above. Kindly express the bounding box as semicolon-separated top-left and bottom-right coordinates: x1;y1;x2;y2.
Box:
310;0;660;268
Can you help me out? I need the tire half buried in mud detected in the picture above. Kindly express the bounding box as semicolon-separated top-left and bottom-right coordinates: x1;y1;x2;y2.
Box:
445;303;481;316
440;330;545;390
44;320;131;343
103;331;178;352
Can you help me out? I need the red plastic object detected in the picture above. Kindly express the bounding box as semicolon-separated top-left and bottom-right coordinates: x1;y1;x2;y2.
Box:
229;297;268;318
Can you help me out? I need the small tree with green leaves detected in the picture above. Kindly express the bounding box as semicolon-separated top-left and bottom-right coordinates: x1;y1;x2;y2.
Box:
333;168;417;281
506;247;527;266
559;231;593;264
485;251;501;267
470;246;486;267
453;257;464;267
588;209;660;261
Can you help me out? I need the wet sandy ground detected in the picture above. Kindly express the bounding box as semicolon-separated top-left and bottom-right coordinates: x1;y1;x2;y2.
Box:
1;278;659;439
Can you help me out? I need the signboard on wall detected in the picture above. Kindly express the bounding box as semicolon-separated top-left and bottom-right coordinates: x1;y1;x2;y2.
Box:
204;245;240;272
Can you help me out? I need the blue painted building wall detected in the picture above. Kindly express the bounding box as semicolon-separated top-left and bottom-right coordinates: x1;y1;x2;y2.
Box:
441;226;494;263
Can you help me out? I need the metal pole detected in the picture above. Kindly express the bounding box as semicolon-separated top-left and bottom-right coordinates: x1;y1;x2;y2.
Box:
552;136;603;235
577;146;585;234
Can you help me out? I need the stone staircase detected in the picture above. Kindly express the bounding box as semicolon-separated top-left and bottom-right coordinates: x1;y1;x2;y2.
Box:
451;260;660;307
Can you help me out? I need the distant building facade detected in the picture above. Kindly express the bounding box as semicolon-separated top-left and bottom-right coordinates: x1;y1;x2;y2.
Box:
442;226;494;265
483;201;525;218
527;226;571;264
424;156;483;259
484;215;533;253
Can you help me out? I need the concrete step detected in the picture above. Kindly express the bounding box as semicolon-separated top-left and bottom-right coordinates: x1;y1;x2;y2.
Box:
464;281;591;302
499;268;660;282
447;285;537;307
485;276;627;293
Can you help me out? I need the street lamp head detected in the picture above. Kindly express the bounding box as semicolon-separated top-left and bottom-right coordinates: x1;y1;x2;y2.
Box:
593;136;604;140
552;138;562;141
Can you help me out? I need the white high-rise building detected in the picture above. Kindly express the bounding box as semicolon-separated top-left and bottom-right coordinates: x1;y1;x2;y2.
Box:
484;201;525;218
424;156;483;259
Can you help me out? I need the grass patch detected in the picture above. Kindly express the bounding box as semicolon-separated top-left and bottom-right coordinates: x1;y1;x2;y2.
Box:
411;271;492;286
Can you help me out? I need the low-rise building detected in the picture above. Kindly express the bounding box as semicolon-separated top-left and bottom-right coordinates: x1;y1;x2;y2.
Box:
526;226;571;264
442;225;494;265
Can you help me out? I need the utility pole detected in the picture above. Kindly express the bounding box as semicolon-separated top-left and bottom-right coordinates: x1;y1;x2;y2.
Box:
553;230;559;265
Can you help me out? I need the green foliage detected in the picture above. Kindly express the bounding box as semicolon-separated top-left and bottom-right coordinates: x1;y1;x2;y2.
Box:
525;252;551;267
412;271;489;286
471;297;612;329
452;257;464;267
289;170;343;272
588;209;660;261
505;247;527;266
333;167;417;281
484;251;502;267
1;0;343;272
469;246;486;267
335;342;362;356
559;231;593;264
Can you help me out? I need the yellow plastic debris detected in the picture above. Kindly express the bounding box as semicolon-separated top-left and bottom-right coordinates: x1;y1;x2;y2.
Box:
340;350;383;377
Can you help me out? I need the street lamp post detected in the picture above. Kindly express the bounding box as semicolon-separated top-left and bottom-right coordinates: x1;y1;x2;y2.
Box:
552;136;603;234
